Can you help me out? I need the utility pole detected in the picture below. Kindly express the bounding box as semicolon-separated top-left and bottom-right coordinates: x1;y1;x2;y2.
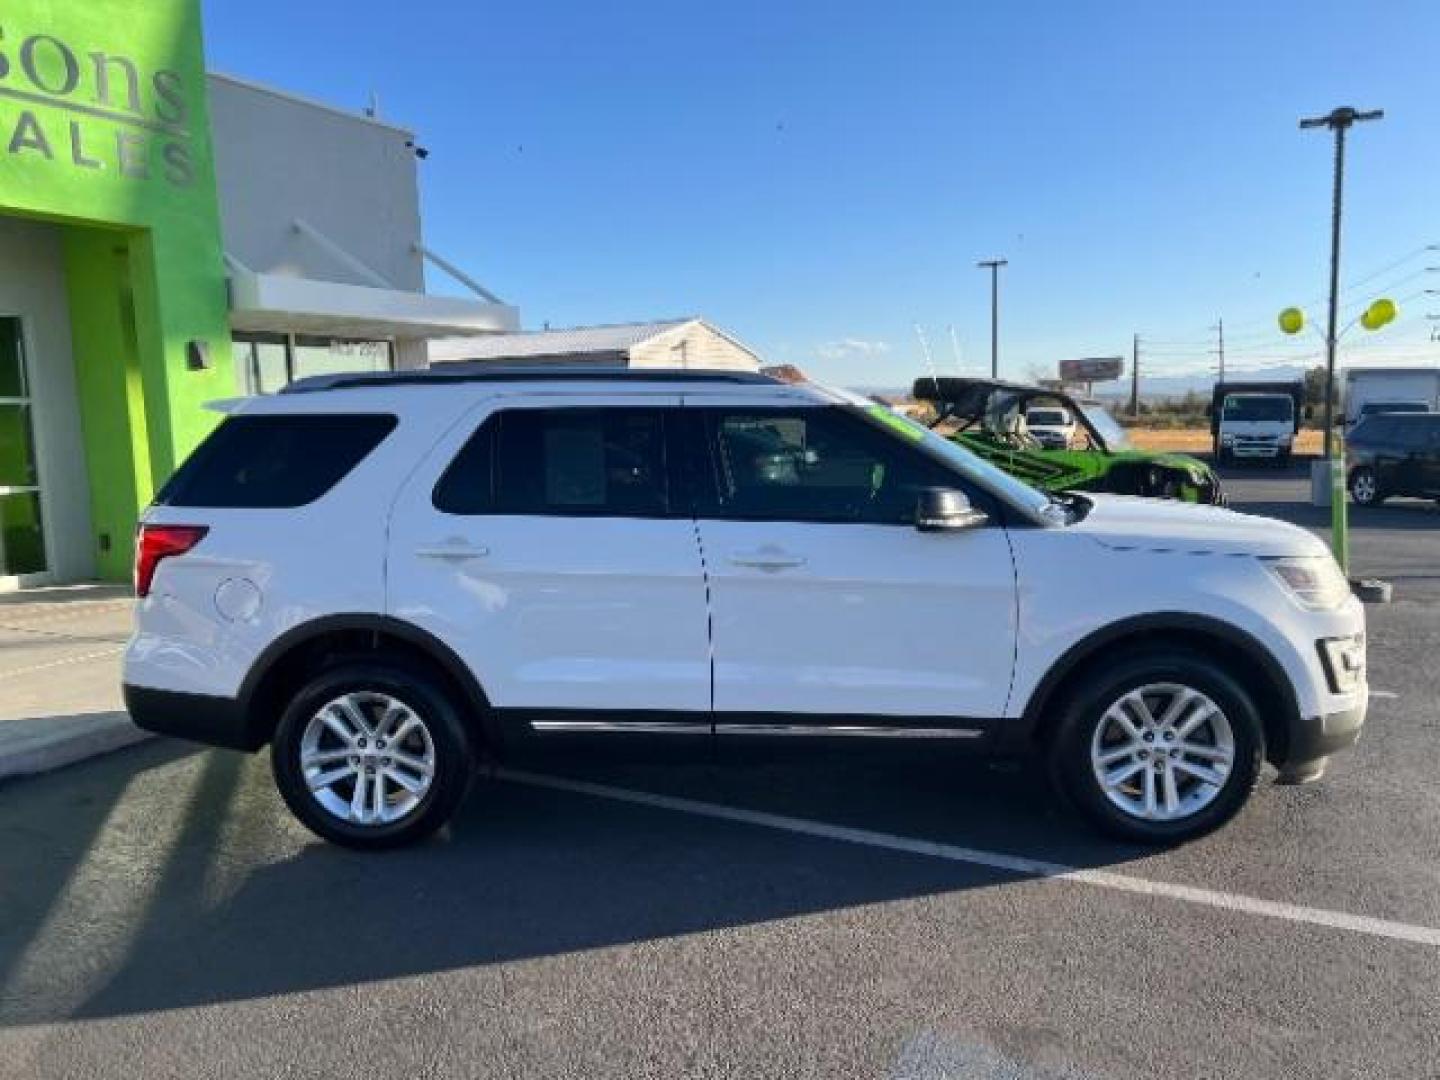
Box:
1213;318;1226;383
1300;105;1384;459
1130;334;1140;417
976;258;1007;377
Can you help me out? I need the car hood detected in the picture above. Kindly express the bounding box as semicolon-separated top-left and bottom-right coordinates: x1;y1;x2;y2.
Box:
1068;493;1328;557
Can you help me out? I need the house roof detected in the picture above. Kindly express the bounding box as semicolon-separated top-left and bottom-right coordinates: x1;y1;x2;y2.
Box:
429;318;698;364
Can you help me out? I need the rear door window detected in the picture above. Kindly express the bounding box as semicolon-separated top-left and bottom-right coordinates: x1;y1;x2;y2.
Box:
155;413;397;508
434;408;671;517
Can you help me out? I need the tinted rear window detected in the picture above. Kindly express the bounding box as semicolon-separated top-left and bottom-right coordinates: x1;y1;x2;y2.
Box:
155;413;397;508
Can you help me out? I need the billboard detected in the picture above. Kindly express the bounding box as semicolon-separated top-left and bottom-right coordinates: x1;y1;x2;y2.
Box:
1059;356;1124;383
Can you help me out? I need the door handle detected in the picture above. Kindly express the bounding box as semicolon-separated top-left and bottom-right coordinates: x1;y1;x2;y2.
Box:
728;547;806;571
415;542;489;561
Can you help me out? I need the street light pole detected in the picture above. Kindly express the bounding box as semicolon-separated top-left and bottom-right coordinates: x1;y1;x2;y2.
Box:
1299;106;1383;459
977;258;1007;378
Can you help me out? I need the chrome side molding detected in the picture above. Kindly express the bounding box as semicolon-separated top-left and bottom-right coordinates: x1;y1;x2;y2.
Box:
717;723;984;739
527;718;983;739
528;719;711;734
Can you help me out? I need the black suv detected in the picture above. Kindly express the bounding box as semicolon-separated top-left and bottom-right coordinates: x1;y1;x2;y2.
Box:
1347;412;1440;506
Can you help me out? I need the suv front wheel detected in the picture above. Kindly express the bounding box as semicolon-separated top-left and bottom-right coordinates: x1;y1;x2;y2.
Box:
271;664;475;849
1048;650;1264;843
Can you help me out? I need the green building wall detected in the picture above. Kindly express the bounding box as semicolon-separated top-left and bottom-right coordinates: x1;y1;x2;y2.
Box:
0;0;233;579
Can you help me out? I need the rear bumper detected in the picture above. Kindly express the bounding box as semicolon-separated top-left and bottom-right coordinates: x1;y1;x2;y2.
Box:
123;683;262;752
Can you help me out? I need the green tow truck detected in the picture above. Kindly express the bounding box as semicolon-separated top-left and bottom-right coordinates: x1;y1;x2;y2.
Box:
913;376;1225;504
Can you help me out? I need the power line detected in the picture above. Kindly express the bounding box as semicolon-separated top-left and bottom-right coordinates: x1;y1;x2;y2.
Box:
1149;240;1436;342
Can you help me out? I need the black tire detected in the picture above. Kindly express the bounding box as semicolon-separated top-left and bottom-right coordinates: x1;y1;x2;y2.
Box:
271;663;475;849
1046;649;1264;844
1348;466;1383;506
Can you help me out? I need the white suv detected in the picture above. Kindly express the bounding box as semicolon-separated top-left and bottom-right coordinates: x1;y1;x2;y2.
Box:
123;368;1368;849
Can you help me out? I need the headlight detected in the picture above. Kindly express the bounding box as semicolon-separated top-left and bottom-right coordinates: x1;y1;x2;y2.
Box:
1318;633;1366;693
1221;434;1235;445
1261;555;1351;610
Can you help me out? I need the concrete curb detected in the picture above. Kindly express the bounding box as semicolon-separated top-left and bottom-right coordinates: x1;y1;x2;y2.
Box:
0;713;154;783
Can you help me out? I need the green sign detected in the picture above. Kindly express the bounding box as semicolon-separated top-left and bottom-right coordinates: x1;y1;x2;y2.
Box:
0;0;232;579
0;26;197;186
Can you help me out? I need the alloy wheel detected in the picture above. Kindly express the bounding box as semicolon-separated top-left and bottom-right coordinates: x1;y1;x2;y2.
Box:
1351;470;1377;504
299;691;436;826
1089;682;1235;823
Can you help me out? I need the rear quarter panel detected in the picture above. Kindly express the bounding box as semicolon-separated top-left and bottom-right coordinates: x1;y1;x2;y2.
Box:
125;390;476;700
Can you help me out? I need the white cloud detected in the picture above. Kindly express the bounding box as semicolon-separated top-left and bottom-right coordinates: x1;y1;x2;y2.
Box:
814;338;892;361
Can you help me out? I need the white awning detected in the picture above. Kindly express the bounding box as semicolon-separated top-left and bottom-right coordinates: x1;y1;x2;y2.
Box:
228;269;520;339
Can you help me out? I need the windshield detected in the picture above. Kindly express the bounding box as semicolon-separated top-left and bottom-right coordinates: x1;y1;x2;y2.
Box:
849;402;1055;521
1079;404;1132;450
1223;395;1293;421
1026;409;1067;426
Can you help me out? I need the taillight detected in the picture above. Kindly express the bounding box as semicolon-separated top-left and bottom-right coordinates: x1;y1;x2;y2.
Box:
134;524;209;598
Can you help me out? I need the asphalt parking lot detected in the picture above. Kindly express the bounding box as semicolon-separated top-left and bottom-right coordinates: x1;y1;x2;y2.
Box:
1;461;1436;1079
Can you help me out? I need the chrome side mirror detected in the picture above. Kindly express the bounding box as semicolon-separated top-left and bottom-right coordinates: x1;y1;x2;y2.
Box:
915;487;988;532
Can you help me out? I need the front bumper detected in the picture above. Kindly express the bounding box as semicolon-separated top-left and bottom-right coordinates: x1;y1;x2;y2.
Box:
1227;440;1287;458
1272;699;1366;780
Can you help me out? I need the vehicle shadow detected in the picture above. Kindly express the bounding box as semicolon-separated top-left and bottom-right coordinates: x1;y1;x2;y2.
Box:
0;739;1157;1026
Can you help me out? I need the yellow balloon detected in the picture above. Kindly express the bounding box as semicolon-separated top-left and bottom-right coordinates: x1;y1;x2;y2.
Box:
1363;298;1397;329
1278;307;1304;335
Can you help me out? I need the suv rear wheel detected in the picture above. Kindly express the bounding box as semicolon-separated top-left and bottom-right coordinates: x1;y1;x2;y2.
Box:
271;664;474;849
1048;650;1264;843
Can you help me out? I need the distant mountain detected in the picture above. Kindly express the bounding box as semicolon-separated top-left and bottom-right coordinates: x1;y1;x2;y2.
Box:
1092;364;1312;402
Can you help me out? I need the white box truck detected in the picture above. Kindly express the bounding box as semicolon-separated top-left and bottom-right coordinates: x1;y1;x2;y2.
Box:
1344;367;1440;430
1210;381;1304;464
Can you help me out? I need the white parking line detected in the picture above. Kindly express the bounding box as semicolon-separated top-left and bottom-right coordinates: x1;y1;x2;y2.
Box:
0;647;125;680
499;768;1440;949
1369;689;1399;700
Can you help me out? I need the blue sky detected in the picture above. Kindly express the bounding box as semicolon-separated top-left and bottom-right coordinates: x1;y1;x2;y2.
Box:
202;0;1440;387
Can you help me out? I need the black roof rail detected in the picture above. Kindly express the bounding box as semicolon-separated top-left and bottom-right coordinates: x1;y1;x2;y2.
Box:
281;365;779;394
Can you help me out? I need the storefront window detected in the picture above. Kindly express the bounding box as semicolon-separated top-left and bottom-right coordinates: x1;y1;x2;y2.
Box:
0;491;46;577
0;318;26;398
233;333;393;395
292;337;393;381
0;403;40;488
0;317;45;578
234;333;290;396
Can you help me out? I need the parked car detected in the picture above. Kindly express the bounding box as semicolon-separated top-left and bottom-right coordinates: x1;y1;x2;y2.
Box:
915;377;1225;503
1347;412;1440;506
124;367;1365;849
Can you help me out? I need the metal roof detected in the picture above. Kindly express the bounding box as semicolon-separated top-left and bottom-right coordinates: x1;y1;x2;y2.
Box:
429;319;699;363
281;365;778;394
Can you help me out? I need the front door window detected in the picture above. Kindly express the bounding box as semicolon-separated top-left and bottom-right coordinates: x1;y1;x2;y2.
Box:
0;317;46;578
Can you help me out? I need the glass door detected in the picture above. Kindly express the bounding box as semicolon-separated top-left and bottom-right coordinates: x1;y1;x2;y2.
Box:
0;317;47;582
